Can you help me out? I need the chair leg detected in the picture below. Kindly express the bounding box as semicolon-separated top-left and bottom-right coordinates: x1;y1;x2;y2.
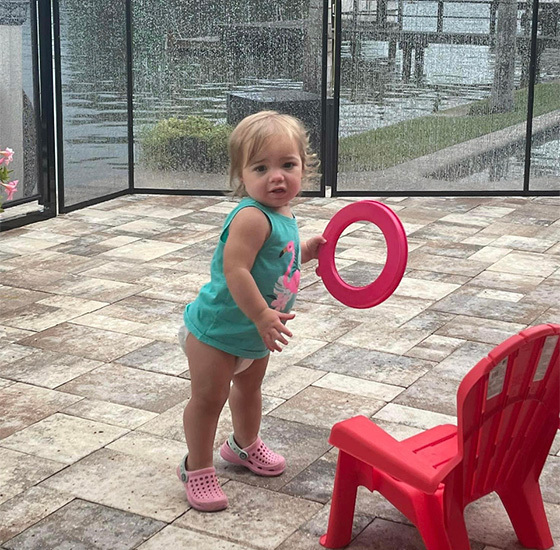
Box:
320;451;361;549
498;480;553;549
415;496;470;550
445;505;471;550
416;523;453;550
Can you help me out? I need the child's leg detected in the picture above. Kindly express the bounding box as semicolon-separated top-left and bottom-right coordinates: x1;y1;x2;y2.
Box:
228;355;269;448
183;334;237;470
222;354;285;476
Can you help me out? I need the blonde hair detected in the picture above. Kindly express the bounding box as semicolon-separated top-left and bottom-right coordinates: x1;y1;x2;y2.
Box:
228;110;320;196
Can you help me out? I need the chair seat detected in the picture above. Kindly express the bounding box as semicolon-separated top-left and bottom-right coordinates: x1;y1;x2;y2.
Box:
400;423;458;471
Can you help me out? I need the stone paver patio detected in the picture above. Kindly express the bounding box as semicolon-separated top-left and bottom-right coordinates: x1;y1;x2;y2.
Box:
0;193;559;549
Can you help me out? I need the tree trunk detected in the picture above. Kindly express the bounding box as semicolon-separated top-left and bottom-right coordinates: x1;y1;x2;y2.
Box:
490;0;517;113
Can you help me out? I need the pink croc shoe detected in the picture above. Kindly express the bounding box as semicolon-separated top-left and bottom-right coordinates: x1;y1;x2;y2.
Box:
176;455;228;512
220;434;286;476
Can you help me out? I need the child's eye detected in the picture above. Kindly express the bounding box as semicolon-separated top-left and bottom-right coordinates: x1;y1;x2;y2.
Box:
284;162;295;169
254;165;267;173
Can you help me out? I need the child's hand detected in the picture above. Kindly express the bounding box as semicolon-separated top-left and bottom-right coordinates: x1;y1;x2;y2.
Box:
302;235;327;262
255;308;295;352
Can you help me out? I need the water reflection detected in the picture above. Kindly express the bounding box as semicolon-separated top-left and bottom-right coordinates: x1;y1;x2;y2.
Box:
456;137;560;184
58;0;128;206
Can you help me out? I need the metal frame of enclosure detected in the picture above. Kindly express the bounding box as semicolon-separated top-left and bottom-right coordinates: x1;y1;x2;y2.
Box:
524;0;545;188
1;0;558;230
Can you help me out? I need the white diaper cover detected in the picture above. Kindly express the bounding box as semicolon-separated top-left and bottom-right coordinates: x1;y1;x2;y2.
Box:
177;325;254;375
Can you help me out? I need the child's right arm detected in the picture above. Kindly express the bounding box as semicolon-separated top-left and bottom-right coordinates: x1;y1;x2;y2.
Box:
223;207;295;353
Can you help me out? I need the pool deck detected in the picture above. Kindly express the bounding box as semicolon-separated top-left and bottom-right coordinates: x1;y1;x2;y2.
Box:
0;193;559;549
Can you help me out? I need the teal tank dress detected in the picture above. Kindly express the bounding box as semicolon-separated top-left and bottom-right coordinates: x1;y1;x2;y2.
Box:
184;198;301;359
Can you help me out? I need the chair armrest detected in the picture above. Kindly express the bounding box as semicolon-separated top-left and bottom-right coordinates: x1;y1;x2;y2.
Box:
329;415;456;494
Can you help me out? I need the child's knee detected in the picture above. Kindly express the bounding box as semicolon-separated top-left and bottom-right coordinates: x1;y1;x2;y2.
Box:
232;369;266;394
192;386;230;412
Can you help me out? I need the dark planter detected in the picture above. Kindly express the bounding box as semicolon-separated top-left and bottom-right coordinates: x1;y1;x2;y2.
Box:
0;0;29;25
227;89;322;153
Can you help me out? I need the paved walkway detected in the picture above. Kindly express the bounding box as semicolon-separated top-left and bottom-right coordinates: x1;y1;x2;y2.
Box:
0;194;559;549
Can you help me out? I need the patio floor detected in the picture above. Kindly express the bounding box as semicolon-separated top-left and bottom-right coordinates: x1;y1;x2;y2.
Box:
0;193;559;549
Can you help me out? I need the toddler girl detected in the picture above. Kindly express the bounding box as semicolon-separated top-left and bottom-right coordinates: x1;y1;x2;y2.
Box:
177;110;325;511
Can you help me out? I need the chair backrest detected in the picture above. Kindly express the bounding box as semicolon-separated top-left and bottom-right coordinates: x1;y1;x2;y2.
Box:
454;324;559;504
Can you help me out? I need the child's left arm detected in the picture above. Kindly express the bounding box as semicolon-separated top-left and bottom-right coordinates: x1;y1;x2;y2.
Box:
301;235;326;263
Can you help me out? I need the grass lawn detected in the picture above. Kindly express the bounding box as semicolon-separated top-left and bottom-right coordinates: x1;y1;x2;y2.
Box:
338;81;560;172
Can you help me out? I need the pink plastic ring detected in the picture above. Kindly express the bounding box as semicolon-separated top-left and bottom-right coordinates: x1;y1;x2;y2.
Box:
317;200;408;309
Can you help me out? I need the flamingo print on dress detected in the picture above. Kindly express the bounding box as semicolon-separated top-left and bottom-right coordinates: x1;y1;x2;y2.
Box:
271;241;300;311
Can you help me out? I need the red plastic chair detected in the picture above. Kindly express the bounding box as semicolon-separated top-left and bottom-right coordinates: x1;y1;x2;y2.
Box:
320;323;560;550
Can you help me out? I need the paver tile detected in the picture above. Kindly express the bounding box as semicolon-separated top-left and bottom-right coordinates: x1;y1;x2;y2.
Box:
62;398;158;430
0;350;102;389
1;413;129;464
137;526;248;550
0;383;81;439
18;323;152;363
58;363;190;413
41;448;189;522
0;486;73;545
0;448;65;506
3;499;164;550
174;481;322;550
270;386;385;430
299;342;434;386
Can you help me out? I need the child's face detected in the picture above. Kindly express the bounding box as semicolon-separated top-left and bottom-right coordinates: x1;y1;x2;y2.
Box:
240;135;303;213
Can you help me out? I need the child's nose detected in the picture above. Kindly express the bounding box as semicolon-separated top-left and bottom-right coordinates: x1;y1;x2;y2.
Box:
269;169;284;182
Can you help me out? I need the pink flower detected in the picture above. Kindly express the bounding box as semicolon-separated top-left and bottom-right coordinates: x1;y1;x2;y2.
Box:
1;180;18;201
0;148;14;166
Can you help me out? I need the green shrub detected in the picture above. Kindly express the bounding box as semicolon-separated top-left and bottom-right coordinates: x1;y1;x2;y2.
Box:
140;116;232;172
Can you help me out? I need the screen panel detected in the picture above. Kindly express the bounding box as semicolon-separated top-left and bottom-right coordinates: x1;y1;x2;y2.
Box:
133;0;325;194
335;0;545;193
57;0;129;209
